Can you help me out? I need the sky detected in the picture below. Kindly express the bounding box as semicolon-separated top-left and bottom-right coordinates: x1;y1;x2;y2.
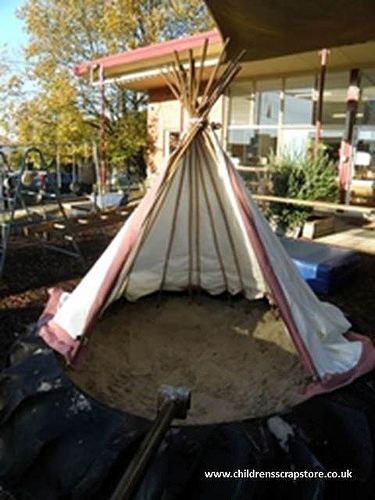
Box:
0;0;35;140
0;0;28;58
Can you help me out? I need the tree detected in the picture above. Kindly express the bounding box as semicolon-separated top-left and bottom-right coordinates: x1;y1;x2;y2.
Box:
3;0;214;174
0;50;27;142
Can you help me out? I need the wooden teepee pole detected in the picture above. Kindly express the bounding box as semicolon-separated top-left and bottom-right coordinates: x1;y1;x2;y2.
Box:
193;38;209;105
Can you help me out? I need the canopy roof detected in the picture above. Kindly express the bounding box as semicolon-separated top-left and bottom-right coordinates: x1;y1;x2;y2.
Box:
74;30;222;82
205;0;375;61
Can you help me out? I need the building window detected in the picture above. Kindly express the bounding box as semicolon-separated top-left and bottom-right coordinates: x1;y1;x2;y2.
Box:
359;69;375;126
254;79;281;126
229;82;253;126
322;71;348;126
226;71;356;165
227;128;278;166
248;129;278;164
280;129;314;156
227;80;279;165
164;130;180;159
354;68;375;175
284;76;314;125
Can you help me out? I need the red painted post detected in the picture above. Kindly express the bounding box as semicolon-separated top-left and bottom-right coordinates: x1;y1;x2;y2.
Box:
99;64;107;195
315;49;329;149
338;69;360;204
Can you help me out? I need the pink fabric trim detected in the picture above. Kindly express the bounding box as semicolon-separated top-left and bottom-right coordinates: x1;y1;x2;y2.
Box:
226;162;318;378
81;169;167;330
225;154;375;392
38;288;81;361
38;287;65;325
37;169;167;364
302;332;375;397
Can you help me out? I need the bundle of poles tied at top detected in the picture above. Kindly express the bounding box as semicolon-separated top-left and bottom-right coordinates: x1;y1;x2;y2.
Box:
158;39;245;178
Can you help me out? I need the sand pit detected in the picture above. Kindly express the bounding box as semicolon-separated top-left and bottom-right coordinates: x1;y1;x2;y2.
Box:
68;294;309;424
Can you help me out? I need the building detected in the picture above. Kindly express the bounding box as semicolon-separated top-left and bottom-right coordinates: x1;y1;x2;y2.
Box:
75;28;375;203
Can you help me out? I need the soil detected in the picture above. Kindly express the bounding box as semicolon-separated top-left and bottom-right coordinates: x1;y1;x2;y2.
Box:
0;228;116;367
68;294;308;424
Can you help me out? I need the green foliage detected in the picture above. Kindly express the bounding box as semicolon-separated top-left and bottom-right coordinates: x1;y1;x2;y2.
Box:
1;0;214;175
267;148;338;231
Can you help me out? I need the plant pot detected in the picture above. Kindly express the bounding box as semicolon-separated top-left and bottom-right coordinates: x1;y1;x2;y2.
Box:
285;225;303;238
269;216;302;238
302;215;335;239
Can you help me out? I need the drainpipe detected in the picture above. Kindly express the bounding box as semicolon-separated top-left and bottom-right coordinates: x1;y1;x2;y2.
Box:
338;68;360;204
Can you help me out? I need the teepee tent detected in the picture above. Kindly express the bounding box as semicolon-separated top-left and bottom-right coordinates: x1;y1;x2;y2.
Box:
38;41;375;396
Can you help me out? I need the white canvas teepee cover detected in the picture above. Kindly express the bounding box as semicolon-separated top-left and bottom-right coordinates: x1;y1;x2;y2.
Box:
38;43;375;397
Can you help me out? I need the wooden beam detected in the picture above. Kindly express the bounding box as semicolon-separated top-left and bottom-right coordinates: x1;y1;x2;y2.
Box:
23;203;139;236
235;166;270;173
252;194;375;216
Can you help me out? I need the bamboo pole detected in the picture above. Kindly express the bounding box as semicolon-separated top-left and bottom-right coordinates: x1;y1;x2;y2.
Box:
188;49;195;114
193;38;209;105
196;142;228;289
198;134;245;292
160;69;181;102
193;141;201;289
200;38;230;109
187;145;194;291
159;156;188;291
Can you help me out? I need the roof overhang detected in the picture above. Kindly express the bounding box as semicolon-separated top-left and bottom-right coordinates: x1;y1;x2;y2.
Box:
90;55;221;91
77;40;375;92
205;0;375;61
236;41;375;82
74;29;223;86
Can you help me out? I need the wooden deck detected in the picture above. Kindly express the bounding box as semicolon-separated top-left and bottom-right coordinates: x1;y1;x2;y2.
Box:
317;219;375;255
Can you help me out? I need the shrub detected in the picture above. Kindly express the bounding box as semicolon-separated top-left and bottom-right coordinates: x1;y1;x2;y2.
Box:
266;148;338;232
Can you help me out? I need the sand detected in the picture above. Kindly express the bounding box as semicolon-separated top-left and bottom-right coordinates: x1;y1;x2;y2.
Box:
68;294;309;424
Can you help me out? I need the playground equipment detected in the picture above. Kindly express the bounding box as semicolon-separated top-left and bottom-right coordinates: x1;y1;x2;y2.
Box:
0;146;84;278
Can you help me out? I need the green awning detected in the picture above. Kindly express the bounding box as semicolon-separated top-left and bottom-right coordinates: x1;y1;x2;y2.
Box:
205;0;375;61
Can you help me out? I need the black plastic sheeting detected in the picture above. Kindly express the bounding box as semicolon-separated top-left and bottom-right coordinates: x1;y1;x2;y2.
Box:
1;335;375;499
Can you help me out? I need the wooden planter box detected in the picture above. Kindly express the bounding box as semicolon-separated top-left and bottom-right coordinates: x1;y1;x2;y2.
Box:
302;215;335;239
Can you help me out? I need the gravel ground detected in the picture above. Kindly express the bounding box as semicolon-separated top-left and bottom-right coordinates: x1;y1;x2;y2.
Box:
0;228;374;369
